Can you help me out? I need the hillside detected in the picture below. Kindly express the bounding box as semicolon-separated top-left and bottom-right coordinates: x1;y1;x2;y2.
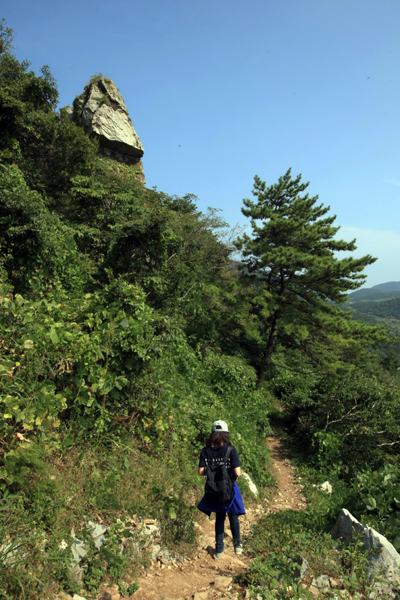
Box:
350;297;400;320
348;288;400;302
372;281;400;291
345;283;400;359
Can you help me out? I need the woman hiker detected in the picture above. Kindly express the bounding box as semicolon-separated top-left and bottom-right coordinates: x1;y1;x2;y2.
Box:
197;420;245;558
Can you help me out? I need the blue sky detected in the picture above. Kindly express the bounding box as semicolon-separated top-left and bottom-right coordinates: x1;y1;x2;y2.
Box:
3;0;400;287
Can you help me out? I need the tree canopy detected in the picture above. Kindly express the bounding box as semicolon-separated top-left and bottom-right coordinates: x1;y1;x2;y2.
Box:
235;169;390;383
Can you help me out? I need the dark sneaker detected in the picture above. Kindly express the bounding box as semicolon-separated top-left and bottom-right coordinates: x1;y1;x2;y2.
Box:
234;544;243;555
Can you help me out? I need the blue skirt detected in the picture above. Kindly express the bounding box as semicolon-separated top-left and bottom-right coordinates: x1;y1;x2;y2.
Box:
197;481;246;516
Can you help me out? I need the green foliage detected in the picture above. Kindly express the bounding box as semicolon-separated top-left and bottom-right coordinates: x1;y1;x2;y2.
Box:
269;354;400;478
0;18;14;55
381;351;400;373
344;298;400;361
0;279;157;454
350;297;400;320
0;440;199;598
119;581;140;596
77;518;134;589
0;24;96;200
0;491;68;599
345;464;400;549
0;443;48;489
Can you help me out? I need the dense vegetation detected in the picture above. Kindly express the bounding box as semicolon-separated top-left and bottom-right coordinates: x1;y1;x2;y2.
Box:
351;297;400;320
1;20;400;598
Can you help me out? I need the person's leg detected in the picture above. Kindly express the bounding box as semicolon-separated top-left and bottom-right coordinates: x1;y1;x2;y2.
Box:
228;513;242;552
215;512;226;555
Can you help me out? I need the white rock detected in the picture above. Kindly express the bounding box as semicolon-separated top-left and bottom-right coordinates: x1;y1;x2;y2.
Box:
74;78;144;158
241;472;258;496
87;520;107;550
330;508;400;583
71;538;87;566
320;481;333;494
311;574;330;589
150;543;161;560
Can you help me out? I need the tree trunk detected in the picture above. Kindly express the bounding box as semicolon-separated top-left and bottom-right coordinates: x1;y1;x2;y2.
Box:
257;314;279;386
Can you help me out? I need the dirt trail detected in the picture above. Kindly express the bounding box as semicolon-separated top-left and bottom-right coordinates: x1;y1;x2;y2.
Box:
126;435;305;600
267;436;307;513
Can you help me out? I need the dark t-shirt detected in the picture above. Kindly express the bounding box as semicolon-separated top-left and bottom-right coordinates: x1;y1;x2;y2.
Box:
199;443;241;481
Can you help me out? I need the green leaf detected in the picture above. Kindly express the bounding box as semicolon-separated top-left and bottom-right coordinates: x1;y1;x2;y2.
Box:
23;339;34;350
49;329;59;344
15;294;24;306
122;529;133;538
120;318;129;330
62;433;74;449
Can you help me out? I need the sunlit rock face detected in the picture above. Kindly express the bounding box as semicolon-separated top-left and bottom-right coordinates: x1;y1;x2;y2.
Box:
69;76;145;183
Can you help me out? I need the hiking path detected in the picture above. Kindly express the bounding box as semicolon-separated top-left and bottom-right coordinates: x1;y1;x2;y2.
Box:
108;434;307;600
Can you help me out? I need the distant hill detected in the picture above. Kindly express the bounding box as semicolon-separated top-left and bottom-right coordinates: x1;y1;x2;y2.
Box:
348;282;400;302
344;283;400;359
371;281;400;291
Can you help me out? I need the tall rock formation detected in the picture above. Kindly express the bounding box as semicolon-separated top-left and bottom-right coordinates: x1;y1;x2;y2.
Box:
68;76;145;183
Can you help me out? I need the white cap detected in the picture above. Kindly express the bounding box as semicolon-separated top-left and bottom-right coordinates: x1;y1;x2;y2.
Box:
211;420;229;433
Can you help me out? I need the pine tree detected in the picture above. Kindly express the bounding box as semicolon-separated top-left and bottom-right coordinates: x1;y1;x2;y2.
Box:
235;169;387;383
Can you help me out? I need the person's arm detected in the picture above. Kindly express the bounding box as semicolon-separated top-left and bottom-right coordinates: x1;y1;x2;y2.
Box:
198;447;206;476
230;447;241;478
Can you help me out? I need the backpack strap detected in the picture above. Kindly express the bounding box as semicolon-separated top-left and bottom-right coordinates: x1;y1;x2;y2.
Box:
205;446;213;467
223;445;233;465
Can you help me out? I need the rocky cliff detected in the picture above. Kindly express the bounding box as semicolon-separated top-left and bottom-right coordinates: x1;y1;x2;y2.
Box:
67;76;145;183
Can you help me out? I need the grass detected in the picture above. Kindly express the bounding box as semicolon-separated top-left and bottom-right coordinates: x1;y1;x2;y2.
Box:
0;437;203;598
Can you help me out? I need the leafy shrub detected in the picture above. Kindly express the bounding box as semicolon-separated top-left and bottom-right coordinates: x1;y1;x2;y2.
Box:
272;362;400;479
345;463;400;549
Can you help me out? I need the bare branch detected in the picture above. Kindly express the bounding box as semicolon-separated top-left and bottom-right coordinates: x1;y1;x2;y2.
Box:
325;402;377;431
377;440;400;447
178;283;196;301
